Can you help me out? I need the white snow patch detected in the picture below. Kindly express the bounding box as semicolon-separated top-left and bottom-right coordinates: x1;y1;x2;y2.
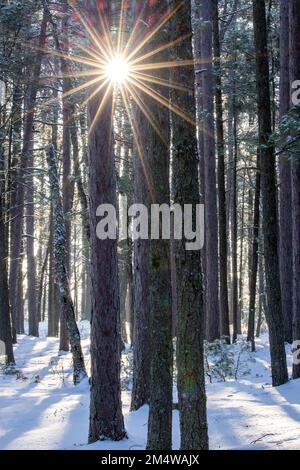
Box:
0;326;299;450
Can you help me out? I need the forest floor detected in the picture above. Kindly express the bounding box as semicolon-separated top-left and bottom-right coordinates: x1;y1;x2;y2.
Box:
0;322;300;450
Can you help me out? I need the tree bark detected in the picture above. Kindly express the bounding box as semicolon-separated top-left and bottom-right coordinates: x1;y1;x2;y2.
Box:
199;0;220;342
247;154;261;352
253;0;288;386
46;144;86;385
279;0;293;344
289;0;300;379
213;0;230;343
87;2;126;442
170;1;209;450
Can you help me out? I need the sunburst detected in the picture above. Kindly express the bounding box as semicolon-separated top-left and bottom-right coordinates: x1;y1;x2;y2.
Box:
24;1;202;150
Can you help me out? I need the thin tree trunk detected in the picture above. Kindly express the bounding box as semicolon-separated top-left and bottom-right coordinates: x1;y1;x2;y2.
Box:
279;0;293;344
289;0;300;379
199;0;220;342
213;0;230;343
247;154;261;352
253;0;288;386
46;144;86;385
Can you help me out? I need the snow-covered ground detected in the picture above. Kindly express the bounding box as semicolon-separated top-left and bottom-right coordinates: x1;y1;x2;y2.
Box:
0;322;299;450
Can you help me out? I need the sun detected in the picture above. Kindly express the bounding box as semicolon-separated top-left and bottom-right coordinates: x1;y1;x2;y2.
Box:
105;56;130;84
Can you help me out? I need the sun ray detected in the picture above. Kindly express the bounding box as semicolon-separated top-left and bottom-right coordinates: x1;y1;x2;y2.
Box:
22;41;102;69
131;59;200;72
117;0;126;56
126;82;168;146
128;76;196;126
96;3;115;59
88;82;114;136
131;70;193;94
120;85;156;204
16;75;107;127
126;1;185;62
130;32;192;66
40;69;105;81
64;78;111;127
75;43;107;67
122;1;149;57
69;0;113;61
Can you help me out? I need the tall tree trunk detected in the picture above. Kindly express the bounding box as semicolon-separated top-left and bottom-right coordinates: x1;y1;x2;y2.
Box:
247;154;261;352
0;155;14;364
26;140;38;337
87;2;125;443
46;144;86;385
199;0;220;342
170;1;208;450
130;112;151;411
253;0;288;386
232;107;239;342
289;0;300;379
213;0;230;343
279;0;293;344
60;3;72;351
145;1;173;451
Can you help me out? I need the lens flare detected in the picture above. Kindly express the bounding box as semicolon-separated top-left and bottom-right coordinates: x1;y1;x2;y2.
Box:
106;56;130;84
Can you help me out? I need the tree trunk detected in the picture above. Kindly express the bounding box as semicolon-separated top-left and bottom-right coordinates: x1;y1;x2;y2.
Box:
247;154;261;352
279;0;293;344
46;144;86;385
213;0;230;343
87;1;125;442
130;111;151;410
0;156;14;364
199;0;220;342
253;0;288;386
289;0;300;379
170;1;209;450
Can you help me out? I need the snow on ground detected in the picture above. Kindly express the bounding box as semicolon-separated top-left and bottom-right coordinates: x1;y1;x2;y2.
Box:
0;322;299;450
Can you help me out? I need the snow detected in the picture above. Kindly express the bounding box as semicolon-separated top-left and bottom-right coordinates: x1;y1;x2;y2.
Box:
0;323;299;450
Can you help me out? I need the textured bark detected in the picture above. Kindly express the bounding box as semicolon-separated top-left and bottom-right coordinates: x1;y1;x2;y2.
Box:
247;155;261;352
37;240;49;329
48;203;60;337
256;254;266;338
193;0;207;334
25;141;38;337
46;145;87;385
231;108;239;342
213;0;230;343
279;0;293;344
170;1;208;450
253;0;288;386
289;0;300;379
143;2;173;451
130;113;151;410
60;4;73;352
129;0;151;413
199;0;220;342
0;160;14;364
87;1;125;442
9;82;23;343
